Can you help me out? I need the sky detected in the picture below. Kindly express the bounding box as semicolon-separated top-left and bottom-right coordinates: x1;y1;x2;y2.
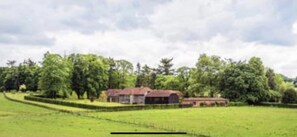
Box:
0;0;297;77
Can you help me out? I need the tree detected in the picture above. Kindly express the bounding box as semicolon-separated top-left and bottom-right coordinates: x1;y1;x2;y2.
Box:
266;68;277;90
282;88;297;104
16;59;40;91
219;57;269;104
39;53;73;98
157;58;174;75
188;54;224;97
154;75;180;90
115;60;135;88
294;77;297;87
176;66;191;93
107;59;135;89
69;54;86;99
6;60;16;67
69;54;110;100
81;54;109;101
135;63;142;87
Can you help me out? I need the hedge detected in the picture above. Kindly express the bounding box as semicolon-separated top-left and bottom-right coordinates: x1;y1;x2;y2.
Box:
24;95;179;111
258;102;297;109
228;102;247;106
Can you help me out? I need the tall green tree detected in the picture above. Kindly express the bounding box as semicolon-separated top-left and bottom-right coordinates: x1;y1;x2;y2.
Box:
83;55;109;100
157;58;174;75
135;63;142;87
266;68;277;90
188;54;224;97
176;66;191;93
69;54;86;99
154;75;180;90
39;53;73;98
107;59;135;89
219;57;269;104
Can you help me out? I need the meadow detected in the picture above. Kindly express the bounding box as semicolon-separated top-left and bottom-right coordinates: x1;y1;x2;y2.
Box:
1;93;297;137
0;94;184;137
88;106;297;137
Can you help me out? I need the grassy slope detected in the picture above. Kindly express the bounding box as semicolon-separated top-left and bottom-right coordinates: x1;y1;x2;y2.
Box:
88;107;297;137
5;93;89;112
0;94;187;137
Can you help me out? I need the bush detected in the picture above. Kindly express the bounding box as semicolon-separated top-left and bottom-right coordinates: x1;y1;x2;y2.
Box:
228;102;247;106
19;84;27;92
282;88;297;104
68;91;78;99
267;90;282;102
98;91;107;102
82;92;88;99
259;102;297;108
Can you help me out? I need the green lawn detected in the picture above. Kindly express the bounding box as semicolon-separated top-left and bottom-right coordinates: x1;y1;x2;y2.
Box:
5;93;90;112
87;106;297;137
0;93;185;137
2;92;297;137
58;98;130;107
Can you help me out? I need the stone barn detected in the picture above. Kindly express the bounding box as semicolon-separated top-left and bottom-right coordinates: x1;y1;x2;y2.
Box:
145;90;180;104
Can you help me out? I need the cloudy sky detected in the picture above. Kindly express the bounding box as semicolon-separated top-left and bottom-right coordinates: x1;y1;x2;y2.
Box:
0;0;297;77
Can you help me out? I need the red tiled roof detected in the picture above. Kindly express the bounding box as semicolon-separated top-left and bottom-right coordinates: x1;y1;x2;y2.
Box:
146;90;180;97
118;87;151;95
106;89;122;97
183;98;229;101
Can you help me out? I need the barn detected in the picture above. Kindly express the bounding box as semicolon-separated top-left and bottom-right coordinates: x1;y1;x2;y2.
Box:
106;89;122;102
145;90;180;104
118;87;151;104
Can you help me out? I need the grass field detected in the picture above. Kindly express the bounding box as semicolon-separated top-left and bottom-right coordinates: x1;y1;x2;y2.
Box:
1;93;297;137
0;94;184;137
5;93;90;112
87;107;297;137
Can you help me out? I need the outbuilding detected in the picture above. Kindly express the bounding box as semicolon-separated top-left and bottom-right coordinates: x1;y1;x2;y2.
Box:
118;87;151;104
145;90;180;104
106;89;122;102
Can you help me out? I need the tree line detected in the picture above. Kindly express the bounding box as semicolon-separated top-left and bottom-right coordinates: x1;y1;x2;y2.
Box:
0;52;297;104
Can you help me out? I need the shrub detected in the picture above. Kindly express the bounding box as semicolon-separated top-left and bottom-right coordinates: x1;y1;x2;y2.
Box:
68;91;78;99
267;90;282;102
282;88;297;104
19;84;27;92
228;102;247;106
82;92;88;99
98;91;107;102
259;102;297;108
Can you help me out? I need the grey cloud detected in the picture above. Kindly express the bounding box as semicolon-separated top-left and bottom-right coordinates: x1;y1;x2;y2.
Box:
149;0;297;46
0;0;170;45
